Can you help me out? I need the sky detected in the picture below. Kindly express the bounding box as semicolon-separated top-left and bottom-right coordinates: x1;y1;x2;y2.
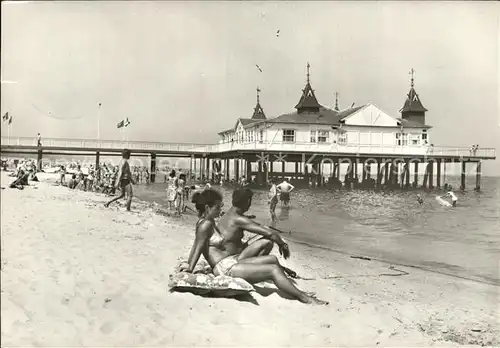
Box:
1;1;499;175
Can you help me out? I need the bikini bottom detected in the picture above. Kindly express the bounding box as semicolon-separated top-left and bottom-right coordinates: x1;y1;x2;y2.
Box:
213;254;239;276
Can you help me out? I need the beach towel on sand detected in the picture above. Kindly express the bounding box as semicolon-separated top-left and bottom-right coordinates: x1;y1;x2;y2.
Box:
169;258;254;297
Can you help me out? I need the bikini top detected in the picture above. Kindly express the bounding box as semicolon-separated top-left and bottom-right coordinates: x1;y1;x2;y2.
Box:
196;218;224;248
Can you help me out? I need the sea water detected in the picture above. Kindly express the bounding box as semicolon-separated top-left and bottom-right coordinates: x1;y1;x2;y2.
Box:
135;176;500;285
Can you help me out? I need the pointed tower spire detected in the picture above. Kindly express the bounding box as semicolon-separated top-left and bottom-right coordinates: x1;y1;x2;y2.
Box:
334;92;339;111
400;68;428;125
295;62;321;113
409;68;415;88
251;86;266;120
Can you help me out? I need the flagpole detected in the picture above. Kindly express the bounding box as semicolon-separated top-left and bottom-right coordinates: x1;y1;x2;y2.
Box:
97;103;102;142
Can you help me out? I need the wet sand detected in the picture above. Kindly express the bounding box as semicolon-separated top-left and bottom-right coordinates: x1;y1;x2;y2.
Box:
1;172;498;347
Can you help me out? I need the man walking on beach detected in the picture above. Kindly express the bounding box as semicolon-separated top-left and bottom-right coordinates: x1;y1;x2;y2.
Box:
104;149;134;211
277;178;294;206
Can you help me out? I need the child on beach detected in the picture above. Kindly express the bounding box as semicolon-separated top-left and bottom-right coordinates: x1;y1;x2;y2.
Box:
68;174;77;189
180;188;327;305
104;149;135;211
268;179;278;222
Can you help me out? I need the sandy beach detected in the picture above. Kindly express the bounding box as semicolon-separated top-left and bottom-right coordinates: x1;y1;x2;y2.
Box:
1;172;498;347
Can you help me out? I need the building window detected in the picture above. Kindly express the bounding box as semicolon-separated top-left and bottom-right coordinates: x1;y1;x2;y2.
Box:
318;130;329;143
411;134;420;145
310;130;317;143
422;133;428;141
396;133;408;146
338;132;347;144
259;130;264;143
282;129;295;143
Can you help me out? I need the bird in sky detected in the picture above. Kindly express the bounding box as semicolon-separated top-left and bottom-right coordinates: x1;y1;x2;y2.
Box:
255;64;263;73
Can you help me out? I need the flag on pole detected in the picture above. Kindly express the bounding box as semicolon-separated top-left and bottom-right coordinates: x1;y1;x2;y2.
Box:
8;116;13;125
124;118;131;127
2;112;8;122
117;120;125;128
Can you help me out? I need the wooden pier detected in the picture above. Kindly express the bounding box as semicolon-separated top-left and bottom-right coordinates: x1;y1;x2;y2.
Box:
1;136;495;191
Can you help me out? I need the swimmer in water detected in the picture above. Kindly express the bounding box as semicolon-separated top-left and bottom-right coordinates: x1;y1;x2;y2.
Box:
444;191;458;207
417;194;424;205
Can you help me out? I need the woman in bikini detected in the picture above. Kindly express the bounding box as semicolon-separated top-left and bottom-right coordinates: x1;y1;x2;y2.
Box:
180;188;327;305
176;173;187;215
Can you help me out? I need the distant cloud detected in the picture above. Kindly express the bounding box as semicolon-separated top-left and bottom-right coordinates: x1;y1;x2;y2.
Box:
0;80;17;84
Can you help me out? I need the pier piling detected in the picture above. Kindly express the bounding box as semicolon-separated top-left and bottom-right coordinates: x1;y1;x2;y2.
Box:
235;159;240;182
150;153;157;183
384;162;389;185
414;162;419;187
436;159;441;188
460;161;466;190
475;161;481;191
95;151;100;170
376;160;382;187
422;162;429;189
37;148;43;172
404;160;410;188
429;160;434;189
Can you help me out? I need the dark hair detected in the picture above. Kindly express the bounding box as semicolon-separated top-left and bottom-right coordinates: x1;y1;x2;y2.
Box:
192;189;222;217
179;173;186;180
232;188;253;209
122;149;131;159
72;174;76;179
170;169;176;178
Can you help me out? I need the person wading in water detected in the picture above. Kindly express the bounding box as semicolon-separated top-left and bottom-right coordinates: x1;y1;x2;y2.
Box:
104;149;134;211
277;178;294;207
268;178;279;222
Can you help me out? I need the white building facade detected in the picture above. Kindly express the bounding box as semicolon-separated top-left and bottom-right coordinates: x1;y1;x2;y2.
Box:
218;66;432;156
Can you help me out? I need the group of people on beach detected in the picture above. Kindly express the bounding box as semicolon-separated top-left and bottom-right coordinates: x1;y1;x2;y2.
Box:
7;160;38;189
267;178;295;221
165;169;191;215
179;186;328;305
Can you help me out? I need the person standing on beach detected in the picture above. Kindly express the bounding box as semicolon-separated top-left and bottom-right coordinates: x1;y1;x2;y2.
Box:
268;179;278;222
166;170;178;213
104;149;134;211
59;165;66;186
176;173;187;215
276;178;294;206
36;133;42;147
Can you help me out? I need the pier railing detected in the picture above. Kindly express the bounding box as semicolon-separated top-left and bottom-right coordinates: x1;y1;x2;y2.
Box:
0;136;496;158
215;141;496;158
0;136;214;153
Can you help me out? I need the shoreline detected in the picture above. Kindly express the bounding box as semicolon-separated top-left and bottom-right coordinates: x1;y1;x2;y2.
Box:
1;173;498;346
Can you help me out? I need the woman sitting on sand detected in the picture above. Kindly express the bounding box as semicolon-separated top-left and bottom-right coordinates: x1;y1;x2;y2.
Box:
180;188;327;305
